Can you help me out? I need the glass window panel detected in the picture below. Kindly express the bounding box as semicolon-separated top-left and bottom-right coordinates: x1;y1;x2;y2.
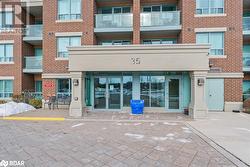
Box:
169;79;179;109
114;8;122;14
71;0;81;14
152;6;161;12
113;41;122;45
122;41;131;45
122;7;131;13
0;81;3;92
210;32;224;55
151;76;165;107
5;44;13;58
35;81;42;92
143;40;152;44
161;39;176;44
58;0;70;15
70;37;81;46
0;45;4;58
151;40;161;44
123;76;132;107
143;7;151;12
35;48;42;57
196;0;209;8
58;37;69;52
140;76;150;107
101;8;112;14
5;12;13;26
210;0;224;8
4;80;13;92
0;13;2;28
101;41;112;46
57;79;70;93
196;33;209;44
162;5;176;11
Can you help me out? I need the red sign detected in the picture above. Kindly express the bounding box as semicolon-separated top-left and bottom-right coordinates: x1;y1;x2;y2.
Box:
44;81;55;88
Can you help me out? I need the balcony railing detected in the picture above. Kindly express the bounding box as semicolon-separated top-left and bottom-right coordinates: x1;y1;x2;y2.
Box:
243;17;250;31
243;53;250;70
25;25;43;38
95;13;133;29
141;11;181;28
24;56;42;71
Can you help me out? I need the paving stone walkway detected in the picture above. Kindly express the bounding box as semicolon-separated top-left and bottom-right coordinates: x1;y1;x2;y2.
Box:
0;119;236;167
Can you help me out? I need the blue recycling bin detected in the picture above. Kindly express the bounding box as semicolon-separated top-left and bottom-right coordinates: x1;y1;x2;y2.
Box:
130;100;144;115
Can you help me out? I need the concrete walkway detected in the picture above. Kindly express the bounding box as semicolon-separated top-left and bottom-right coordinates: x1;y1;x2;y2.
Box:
188;112;250;166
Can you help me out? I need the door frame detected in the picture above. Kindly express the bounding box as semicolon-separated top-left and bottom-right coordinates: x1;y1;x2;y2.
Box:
92;75;123;111
165;75;182;112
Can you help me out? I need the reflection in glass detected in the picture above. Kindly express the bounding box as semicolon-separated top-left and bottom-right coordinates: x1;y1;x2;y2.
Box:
108;78;121;109
151;76;165;107
94;77;106;109
123;76;132;107
140;76;150;107
169;79;179;109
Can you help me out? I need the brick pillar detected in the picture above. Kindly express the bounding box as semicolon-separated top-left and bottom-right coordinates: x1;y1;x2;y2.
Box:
83;0;96;45
133;0;140;44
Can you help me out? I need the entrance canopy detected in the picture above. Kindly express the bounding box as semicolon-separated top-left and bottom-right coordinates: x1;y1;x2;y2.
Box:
68;44;210;72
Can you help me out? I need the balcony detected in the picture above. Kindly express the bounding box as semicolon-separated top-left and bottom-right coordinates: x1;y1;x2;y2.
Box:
94;13;133;33
23;25;43;45
243;17;250;35
140;11;181;32
21;0;43;7
243;53;250;71
23;56;43;73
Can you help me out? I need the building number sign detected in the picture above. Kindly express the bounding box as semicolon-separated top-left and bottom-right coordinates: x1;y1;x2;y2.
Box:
131;58;141;64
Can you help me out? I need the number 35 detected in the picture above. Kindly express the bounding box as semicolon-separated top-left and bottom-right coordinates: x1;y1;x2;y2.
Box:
131;58;141;64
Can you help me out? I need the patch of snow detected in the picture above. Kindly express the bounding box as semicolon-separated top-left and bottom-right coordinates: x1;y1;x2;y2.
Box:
163;122;178;126
71;123;84;128
0;102;35;116
183;130;192;134
234;128;250;132
116;123;123;126
102;127;107;130
154;146;166;151
177;138;191;143
133;123;141;126
124;133;144;139
166;133;175;137
181;127;189;130
150;123;155;126
152;136;168;141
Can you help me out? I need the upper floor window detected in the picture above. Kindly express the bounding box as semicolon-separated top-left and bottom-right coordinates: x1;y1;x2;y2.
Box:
142;5;177;12
100;40;131;45
143;39;177;45
196;0;224;14
196;32;224;55
0;80;13;98
0;11;13;28
57;36;81;58
0;44;13;63
98;7;131;14
58;0;81;20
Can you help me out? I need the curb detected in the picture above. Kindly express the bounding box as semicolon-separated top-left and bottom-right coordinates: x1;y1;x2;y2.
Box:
1;117;65;121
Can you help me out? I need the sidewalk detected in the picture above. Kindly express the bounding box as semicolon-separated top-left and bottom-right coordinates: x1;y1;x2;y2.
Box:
188;112;250;166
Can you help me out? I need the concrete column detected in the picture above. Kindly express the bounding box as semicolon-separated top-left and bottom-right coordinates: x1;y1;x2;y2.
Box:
69;72;85;117
189;71;208;119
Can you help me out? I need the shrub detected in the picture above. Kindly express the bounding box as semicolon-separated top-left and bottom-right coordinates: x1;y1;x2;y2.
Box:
0;100;7;104
28;99;42;109
12;94;24;103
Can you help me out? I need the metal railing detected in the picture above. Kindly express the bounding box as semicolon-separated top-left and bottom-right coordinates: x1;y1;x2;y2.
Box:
95;13;133;29
0;93;13;98
243;17;250;31
25;25;43;37
243;53;250;68
141;11;180;27
24;56;42;70
0;57;14;63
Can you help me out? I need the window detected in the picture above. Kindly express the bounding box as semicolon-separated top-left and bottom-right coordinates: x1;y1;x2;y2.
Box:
123;76;132;107
142;5;177;12
196;0;224;14
57;79;71;98
0;80;13;98
0;11;13;28
99;7;131;14
57;36;81;58
58;0;81;20
35;81;42;93
143;39;177;45
100;40;131;46
0;44;13;62
196;32;224;55
243;81;250;100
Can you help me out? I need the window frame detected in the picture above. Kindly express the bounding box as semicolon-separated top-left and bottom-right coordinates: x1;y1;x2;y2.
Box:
57;0;82;20
196;32;225;56
142;4;177;13
142;38;177;45
0;44;14;63
0;11;13;28
0;80;13;98
196;0;224;15
56;36;81;58
56;79;71;98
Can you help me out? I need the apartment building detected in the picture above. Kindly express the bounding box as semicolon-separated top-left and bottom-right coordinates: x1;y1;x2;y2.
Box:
0;0;246;118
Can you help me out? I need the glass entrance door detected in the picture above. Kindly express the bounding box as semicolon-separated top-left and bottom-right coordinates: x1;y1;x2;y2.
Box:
167;77;181;111
94;77;121;110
